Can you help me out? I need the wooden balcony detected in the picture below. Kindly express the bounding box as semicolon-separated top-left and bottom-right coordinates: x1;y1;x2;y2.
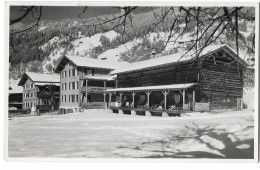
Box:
80;86;113;93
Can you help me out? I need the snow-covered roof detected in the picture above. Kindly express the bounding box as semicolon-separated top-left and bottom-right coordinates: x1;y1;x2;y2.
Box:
54;55;129;73
106;83;197;92
111;44;249;75
18;72;60;86
9;79;23;94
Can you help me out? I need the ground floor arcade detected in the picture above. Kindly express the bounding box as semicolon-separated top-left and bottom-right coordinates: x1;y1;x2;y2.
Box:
106;83;208;116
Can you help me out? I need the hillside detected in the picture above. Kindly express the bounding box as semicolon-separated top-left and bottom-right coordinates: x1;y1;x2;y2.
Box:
9;7;255;81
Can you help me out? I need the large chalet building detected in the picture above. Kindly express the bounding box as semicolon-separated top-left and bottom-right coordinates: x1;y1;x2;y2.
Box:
106;45;250;115
54;56;129;113
51;44;253;115
18;72;60;112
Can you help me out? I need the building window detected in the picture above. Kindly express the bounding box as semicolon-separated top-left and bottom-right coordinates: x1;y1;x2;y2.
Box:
76;95;78;103
76;81;78;89
71;95;75;102
72;69;75;76
72;82;75;89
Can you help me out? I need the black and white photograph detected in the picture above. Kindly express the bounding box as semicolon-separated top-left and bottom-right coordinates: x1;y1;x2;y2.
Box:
5;1;259;161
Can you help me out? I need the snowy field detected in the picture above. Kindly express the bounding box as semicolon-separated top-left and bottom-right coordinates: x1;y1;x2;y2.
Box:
8;110;254;159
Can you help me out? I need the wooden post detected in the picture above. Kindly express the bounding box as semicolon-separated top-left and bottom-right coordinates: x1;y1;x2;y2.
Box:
183;90;185;110
145;91;151;108
109;93;112;108
162;91;169;109
132;92;136;108
103;93;106;108
193;91;195;111
115;80;118;88
104;81;106;91
103;93;106;102
119;92;123;104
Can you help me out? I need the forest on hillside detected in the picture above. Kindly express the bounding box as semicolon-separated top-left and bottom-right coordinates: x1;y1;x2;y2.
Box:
9;7;255;79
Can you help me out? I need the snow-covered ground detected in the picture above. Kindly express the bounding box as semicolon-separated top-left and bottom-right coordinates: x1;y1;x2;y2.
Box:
243;88;255;111
8;110;254;159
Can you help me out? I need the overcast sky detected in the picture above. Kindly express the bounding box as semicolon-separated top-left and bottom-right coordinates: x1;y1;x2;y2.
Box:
10;6;153;24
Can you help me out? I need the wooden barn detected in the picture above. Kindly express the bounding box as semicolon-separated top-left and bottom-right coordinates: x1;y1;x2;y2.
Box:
106;45;249;116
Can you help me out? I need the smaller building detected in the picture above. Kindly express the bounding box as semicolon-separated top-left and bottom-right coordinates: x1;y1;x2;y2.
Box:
18;72;60;112
9;79;23;109
243;66;255;92
9;88;23;110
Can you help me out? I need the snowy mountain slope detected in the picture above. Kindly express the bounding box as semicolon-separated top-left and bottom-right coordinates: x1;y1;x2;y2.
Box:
41;30;119;72
98;38;143;61
71;30;118;57
37;17;254;74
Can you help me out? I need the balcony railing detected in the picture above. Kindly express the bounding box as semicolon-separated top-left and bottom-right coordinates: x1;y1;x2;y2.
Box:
80;86;113;93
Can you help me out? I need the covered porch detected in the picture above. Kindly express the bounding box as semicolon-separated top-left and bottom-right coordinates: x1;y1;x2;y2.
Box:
106;83;198;117
80;76;115;109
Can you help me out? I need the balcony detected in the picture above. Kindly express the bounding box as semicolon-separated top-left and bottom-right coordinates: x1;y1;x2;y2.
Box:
80;86;113;93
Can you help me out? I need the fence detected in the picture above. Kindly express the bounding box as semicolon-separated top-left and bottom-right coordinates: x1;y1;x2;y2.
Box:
82;102;107;109
9;109;30;118
194;102;210;112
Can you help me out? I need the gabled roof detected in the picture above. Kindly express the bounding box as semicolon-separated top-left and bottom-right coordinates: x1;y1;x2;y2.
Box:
9;79;23;94
18;72;60;86
54;55;130;73
110;44;249;75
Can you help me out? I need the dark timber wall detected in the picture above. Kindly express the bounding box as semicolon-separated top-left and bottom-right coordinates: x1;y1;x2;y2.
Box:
116;49;245;112
118;61;199;88
200;53;244;111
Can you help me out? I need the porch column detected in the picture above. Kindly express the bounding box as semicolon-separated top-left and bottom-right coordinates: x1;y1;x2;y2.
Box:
183;90;185;110
193;91;195;111
109;93;112;108
162;91;169;110
115;80;118;88
103;93;106;108
145;91;151;108
132;92;136;108
103;81;106;91
103;93;106;102
119;92;123;104
85;80;88;107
